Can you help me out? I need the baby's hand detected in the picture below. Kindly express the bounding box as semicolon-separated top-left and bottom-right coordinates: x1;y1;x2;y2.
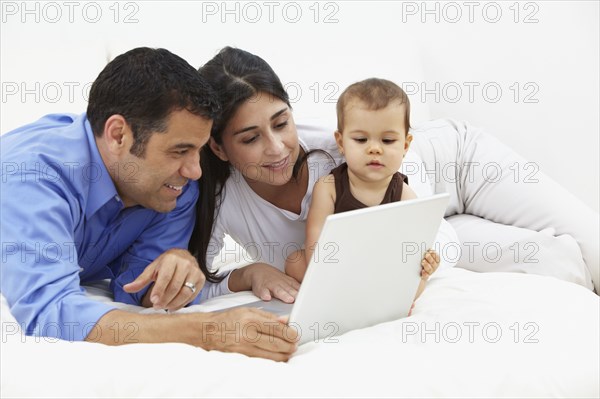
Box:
421;249;440;280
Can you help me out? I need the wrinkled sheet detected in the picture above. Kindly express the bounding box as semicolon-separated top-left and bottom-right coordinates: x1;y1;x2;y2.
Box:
2;268;598;398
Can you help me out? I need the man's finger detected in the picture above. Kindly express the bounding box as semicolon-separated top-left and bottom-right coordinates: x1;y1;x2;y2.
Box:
164;288;193;312
246;308;298;343
163;272;199;311
248;330;298;354
156;264;189;308
234;344;294;362
148;262;176;306
239;318;297;349
123;262;157;293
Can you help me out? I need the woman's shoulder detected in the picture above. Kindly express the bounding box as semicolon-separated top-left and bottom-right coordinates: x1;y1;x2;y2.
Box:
296;121;344;179
217;169;252;211
296;121;338;152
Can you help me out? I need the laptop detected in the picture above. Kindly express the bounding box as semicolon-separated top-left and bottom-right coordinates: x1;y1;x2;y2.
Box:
223;193;450;345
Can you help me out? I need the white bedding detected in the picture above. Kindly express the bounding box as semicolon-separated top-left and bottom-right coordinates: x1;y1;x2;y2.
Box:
1;268;598;398
2;119;598;397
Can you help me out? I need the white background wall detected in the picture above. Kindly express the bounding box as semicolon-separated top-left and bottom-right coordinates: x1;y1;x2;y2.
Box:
1;0;598;211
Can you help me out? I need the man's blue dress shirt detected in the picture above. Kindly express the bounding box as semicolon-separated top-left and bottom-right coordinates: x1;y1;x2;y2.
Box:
1;113;200;341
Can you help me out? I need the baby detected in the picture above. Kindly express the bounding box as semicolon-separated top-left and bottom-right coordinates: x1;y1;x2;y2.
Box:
285;78;440;303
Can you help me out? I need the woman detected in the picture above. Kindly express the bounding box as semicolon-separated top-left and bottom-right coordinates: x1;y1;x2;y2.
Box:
191;47;454;303
189;47;344;303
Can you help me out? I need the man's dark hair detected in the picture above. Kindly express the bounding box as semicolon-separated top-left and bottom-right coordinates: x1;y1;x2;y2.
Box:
87;47;220;157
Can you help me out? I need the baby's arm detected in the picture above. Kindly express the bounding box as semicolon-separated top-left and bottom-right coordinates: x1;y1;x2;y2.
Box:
284;249;307;282
284;175;336;282
412;249;441;302
402;182;432;304
400;182;417;201
400;182;442;311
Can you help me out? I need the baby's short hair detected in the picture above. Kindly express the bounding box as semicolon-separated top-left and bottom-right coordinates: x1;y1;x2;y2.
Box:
336;78;410;134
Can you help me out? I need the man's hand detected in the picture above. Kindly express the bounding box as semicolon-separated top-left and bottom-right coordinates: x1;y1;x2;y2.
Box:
198;307;298;362
123;248;205;311
88;307;298;362
229;263;300;303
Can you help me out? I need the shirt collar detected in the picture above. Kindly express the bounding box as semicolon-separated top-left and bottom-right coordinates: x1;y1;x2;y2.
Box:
83;115;124;218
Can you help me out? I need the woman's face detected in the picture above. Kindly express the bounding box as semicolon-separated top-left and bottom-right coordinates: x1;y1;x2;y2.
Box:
210;92;300;191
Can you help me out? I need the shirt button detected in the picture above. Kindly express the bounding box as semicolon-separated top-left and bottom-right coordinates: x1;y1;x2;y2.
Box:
115;195;121;202
79;267;84;273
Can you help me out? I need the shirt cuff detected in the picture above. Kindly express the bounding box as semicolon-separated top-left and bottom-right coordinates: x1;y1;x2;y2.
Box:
198;271;233;303
24;298;117;342
111;266;152;306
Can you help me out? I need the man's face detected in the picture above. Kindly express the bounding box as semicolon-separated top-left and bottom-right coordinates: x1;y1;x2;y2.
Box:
114;109;212;213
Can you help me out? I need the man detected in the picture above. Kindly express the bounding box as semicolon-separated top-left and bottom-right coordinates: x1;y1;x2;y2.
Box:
0;47;297;362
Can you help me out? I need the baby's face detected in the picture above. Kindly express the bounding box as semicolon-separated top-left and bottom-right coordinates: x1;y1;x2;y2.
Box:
336;100;411;182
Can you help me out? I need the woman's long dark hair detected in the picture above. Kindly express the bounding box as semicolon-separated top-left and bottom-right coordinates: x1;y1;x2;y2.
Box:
189;47;293;282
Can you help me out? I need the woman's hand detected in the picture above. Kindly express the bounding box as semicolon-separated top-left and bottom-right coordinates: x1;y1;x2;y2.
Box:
229;263;301;303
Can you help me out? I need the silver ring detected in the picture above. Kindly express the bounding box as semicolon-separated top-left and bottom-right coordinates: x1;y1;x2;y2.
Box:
184;281;196;294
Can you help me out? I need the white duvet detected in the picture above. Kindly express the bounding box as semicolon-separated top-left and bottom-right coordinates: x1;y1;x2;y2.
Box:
2;267;598;398
2;119;598;397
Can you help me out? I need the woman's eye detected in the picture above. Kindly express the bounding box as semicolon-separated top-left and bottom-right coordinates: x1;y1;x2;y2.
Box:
275;121;289;129
242;136;258;144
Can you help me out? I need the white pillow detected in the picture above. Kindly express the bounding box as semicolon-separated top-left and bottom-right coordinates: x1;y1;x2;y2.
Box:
401;149;434;198
402;148;460;271
447;214;593;290
409;119;599;292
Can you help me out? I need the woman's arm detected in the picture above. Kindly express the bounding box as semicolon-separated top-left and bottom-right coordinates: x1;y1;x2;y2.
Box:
211;176;336;300
206;205;302;303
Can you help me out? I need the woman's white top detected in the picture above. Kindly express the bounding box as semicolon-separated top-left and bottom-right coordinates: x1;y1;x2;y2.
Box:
199;123;459;301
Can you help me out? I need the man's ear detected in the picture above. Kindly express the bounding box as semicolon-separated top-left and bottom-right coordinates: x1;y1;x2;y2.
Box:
334;130;344;155
103;115;130;154
209;137;229;162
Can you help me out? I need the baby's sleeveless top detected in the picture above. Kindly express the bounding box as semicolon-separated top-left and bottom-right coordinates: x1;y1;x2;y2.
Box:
331;163;409;214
